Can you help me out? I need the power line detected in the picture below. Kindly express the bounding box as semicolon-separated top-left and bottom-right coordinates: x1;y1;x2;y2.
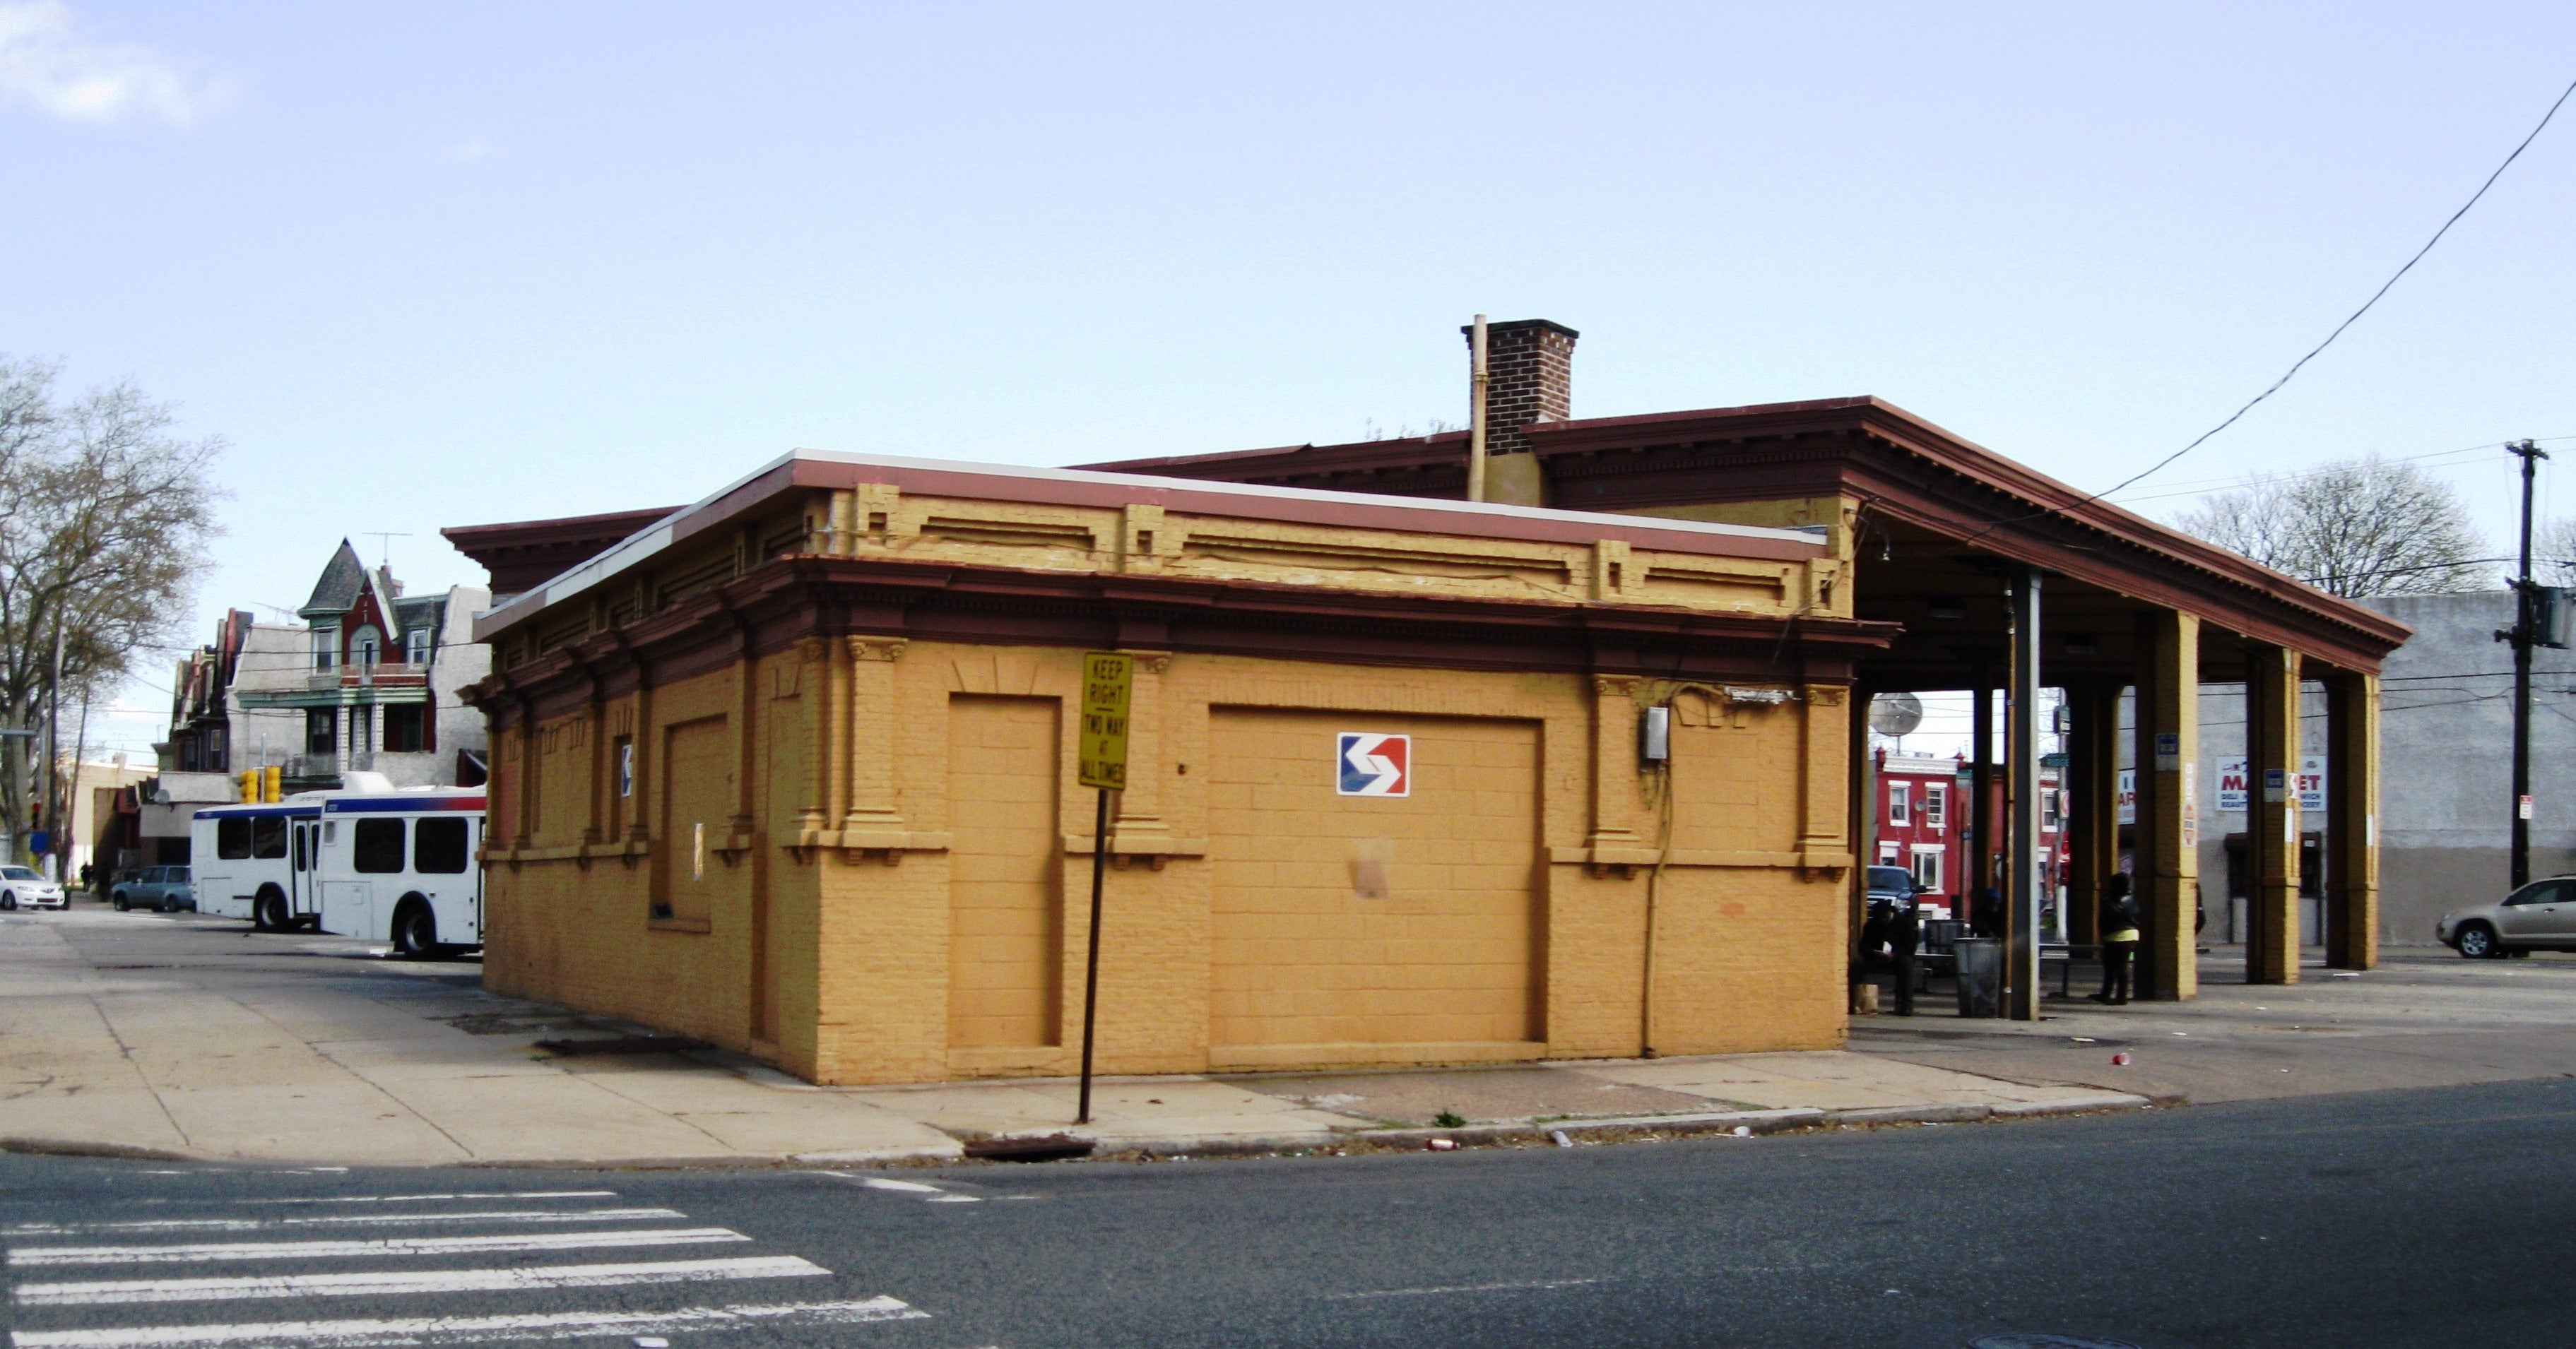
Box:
2105;440;2529;506
1966;73;2576;542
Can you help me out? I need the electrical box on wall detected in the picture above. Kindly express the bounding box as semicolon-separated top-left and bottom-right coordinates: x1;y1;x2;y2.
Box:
1639;706;1671;764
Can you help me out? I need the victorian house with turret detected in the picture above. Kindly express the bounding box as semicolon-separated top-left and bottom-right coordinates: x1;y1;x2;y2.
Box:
163;542;493;800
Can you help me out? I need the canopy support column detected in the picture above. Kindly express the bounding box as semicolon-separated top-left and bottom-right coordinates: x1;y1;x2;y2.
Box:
2007;569;2043;1021
2246;643;2303;985
2325;670;2381;970
2133;610;2199;1001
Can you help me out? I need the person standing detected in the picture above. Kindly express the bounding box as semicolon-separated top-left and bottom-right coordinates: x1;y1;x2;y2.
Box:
1889;893;1920;1016
2091;873;2141;1005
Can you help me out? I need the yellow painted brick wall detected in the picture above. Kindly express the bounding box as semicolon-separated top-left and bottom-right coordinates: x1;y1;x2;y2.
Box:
488;640;1853;1085
1205;709;1542;1057
946;695;1063;1049
483;653;827;1079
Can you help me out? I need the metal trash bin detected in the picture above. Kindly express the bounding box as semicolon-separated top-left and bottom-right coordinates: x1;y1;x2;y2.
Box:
1954;937;2003;1018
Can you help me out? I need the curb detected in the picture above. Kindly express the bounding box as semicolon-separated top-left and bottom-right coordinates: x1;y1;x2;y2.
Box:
1;1136;195;1163
0;1095;2154;1172
1077;1095;2151;1159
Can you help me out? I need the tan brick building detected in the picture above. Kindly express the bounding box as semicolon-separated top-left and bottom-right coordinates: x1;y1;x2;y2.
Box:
462;319;2411;1078
462;457;1889;1084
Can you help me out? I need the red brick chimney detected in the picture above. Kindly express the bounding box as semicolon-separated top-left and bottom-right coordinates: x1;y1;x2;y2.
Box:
1461;318;1578;504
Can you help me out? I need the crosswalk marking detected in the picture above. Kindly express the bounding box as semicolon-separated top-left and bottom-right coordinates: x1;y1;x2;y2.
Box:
4;1207;685;1237
10;1226;750;1267
4;1296;928;1348
1;1184;928;1346
13;1254;832;1307
233;1191;617;1206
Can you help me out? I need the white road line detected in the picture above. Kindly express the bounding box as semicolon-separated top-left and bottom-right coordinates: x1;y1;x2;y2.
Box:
1320;1277;1604;1300
5;1297;925;1348
855;1177;979;1203
233;1191;616;1206
4;1208;685;1237
10;1227;747;1267
12;1254;829;1307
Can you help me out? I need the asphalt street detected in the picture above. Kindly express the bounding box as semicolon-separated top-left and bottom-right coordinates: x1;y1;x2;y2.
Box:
2;1076;2566;1348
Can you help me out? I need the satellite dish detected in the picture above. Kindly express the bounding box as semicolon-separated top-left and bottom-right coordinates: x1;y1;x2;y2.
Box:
1868;692;1924;739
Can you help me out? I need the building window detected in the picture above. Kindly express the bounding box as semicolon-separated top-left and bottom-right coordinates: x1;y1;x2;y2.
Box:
384;703;427;754
1877;839;1901;864
312;625;338;671
351;625;382;667
1887;781;1910;826
406;627;430;666
1923;782;1946;829
1911;845;1944;893
2042;788;2062;832
305;708;337;756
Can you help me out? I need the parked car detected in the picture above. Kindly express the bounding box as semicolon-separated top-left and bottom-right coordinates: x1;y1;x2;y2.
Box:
2436;877;2576;958
112;865;196;913
0;864;66;910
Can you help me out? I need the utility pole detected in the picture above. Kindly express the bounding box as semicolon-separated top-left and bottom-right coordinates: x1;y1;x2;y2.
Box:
2505;439;2549;889
45;614;63;881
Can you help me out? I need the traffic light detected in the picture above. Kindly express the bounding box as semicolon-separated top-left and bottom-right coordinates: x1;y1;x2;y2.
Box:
262;766;283;803
237;770;258;803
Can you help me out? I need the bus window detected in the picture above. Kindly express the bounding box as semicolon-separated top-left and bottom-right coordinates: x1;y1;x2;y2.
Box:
293;825;309;870
218;818;252;860
353;819;406;874
252;816;287;860
414;817;468;874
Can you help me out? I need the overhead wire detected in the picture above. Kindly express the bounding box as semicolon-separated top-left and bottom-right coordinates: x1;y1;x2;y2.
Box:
1960;72;2576;543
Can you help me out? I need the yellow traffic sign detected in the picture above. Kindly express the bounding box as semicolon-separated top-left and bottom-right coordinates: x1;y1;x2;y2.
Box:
1077;651;1133;790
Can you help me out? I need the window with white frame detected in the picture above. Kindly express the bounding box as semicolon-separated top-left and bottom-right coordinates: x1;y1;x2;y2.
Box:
1910;844;1944;893
1888;781;1910;826
1924;782;1947;829
406;626;430;666
311;624;338;671
2042;787;2062;832
1877;840;1901;864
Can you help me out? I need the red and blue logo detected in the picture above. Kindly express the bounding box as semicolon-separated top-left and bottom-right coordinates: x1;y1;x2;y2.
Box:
1337;733;1410;797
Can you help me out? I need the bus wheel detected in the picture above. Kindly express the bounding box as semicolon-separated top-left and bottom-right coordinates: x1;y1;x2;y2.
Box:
391;900;438;959
254;890;289;932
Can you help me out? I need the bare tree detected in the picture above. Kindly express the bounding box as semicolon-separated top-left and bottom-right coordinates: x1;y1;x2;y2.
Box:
0;358;225;863
2173;456;2488;598
2534;516;2576;589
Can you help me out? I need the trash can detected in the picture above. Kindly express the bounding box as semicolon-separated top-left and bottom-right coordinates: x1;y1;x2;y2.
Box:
1954;937;2003;1018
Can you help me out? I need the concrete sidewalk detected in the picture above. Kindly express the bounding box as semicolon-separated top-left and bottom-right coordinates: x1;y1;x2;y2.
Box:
1;902;2144;1167
1854;944;2576;1105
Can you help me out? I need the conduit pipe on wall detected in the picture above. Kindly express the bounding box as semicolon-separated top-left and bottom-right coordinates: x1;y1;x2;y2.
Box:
1466;314;1489;504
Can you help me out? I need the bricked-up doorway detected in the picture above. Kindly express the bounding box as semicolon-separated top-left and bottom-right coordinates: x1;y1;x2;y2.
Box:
947;695;1065;1050
1205;709;1544;1069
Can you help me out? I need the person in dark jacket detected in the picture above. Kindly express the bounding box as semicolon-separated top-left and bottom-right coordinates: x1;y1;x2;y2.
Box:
2091;874;2141;1004
1888;895;1920;1016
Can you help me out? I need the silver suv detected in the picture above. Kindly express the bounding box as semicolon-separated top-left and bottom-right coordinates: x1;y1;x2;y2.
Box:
2438;876;2576;958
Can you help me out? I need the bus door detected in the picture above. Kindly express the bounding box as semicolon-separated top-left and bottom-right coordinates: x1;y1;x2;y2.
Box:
290;819;322;920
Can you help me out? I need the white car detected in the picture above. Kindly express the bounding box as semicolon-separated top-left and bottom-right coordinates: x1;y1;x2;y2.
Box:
0;864;66;910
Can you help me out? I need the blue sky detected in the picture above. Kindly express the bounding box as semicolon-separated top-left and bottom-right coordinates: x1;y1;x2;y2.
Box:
6;2;2575;754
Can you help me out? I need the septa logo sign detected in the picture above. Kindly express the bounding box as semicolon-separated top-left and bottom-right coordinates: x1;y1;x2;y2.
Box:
1337;733;1410;797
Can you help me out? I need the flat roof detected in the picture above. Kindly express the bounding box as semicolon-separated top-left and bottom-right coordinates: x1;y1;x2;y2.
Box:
477;449;1829;641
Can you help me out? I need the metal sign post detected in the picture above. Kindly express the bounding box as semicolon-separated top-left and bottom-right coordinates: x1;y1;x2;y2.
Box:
1073;652;1133;1125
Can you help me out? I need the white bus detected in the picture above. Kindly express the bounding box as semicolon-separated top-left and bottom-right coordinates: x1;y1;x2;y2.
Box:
191;788;486;957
